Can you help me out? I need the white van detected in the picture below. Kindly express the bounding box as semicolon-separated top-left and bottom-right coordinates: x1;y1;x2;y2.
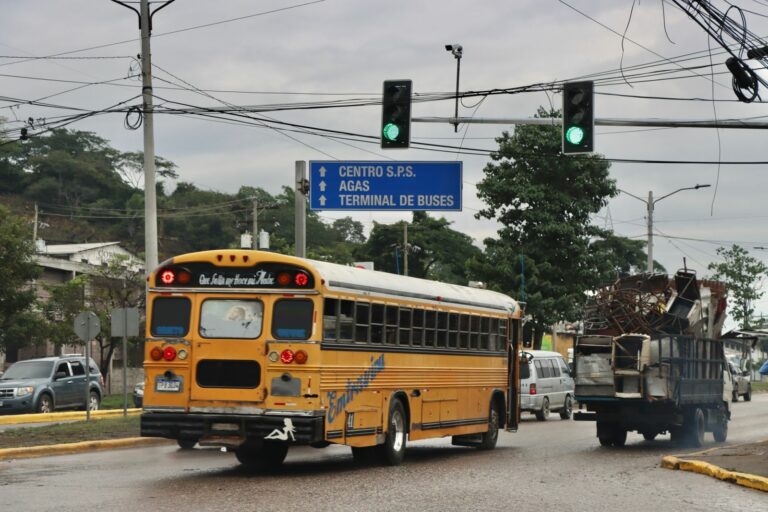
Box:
519;350;575;421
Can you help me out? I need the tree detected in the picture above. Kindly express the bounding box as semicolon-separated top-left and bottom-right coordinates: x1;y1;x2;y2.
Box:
708;244;767;329
0;205;43;357
88;255;145;377
356;212;481;283
471;108;618;348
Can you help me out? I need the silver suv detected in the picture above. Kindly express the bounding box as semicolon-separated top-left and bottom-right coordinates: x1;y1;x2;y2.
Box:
0;355;104;414
729;362;752;402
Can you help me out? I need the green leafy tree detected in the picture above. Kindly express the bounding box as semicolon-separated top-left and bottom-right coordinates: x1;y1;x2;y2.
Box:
708;244;768;329
41;275;89;349
87;255;145;376
357;212;481;283
471;108;618;348
0;205;43;357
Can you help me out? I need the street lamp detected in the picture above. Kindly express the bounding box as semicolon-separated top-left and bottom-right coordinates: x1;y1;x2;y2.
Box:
619;184;711;272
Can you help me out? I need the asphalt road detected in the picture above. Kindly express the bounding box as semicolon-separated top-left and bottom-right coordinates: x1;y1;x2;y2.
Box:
2;395;766;512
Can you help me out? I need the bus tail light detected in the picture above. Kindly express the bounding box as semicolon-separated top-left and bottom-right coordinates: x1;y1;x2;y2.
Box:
163;346;177;361
160;269;175;285
529;383;537;395
280;349;295;364
150;347;163;361
294;350;308;364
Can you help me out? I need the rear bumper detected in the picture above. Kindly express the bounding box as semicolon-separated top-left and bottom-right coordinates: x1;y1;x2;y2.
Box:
141;412;325;445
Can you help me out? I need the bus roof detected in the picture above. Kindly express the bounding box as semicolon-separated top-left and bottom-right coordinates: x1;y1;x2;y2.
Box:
309;258;520;314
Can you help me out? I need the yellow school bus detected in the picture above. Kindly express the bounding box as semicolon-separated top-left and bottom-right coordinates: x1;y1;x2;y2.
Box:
140;249;522;469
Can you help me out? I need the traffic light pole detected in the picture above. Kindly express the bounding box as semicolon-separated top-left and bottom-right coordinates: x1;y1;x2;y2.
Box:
412;116;768;129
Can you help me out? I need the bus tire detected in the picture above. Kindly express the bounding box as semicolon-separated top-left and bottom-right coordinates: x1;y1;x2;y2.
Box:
177;438;197;450
235;441;288;471
378;398;407;466
478;401;501;451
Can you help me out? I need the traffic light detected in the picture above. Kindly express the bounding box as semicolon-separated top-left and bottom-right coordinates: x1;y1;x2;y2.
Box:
381;79;412;149
562;81;594;154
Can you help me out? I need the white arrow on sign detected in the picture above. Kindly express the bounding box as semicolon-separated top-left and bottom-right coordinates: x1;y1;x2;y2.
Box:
319;181;326;192
319;166;326;178
319;195;326;206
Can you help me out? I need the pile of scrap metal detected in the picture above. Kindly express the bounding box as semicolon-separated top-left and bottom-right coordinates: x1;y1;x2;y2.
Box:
583;269;727;339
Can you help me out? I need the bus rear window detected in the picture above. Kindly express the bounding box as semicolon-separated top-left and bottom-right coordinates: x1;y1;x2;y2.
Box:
199;299;263;339
273;299;313;340
151;297;191;337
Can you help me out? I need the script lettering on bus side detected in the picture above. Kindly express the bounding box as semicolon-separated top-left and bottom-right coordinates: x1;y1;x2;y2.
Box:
327;354;385;424
197;270;276;287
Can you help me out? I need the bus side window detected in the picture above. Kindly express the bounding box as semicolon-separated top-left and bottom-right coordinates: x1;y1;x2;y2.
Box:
470;315;481;350
480;317;490;351
323;298;338;341
499;319;508;349
412;309;424;346
385;305;398;344
448;313;459;348
370;303;384;343
489;318;500;351
424;310;436;347
459;314;470;349
339;300;355;342
355;302;370;343
399;308;412;346
436;312;448;348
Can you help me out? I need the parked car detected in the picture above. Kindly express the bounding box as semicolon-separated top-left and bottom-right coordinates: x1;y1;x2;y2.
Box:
0;355;104;414
729;362;752;402
519;350;575;421
133;381;144;408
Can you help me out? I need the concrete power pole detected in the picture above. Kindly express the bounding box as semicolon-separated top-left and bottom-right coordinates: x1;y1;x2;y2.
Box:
252;198;258;250
646;191;654;273
140;0;158;274
111;0;176;274
295;161;307;258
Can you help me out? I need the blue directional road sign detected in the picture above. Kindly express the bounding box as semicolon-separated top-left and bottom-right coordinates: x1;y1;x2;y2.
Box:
309;161;462;211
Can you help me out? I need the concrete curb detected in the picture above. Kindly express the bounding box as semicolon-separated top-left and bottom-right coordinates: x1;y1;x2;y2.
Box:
0;409;141;425
661;455;768;493
0;437;172;461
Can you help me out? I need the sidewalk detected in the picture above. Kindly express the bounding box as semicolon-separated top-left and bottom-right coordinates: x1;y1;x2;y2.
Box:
662;440;768;492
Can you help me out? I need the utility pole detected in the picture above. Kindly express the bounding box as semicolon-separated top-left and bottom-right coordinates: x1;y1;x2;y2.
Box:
619;184;711;272
252;198;258;249
110;0;176;274
32;202;38;242
403;222;409;277
295;161;308;258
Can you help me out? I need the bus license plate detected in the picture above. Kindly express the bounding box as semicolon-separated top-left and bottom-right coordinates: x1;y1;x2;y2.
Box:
156;378;181;392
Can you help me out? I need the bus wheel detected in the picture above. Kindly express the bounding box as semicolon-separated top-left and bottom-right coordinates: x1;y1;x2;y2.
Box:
235;441;289;471
478;401;500;451
378;398;407;466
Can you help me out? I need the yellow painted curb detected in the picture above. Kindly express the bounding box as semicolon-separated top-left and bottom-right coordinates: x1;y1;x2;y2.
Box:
0;437;172;461
661;455;768;493
0;409;141;426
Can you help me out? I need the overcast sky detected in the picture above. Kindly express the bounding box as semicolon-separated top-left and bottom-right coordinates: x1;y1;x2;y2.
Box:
2;0;768;321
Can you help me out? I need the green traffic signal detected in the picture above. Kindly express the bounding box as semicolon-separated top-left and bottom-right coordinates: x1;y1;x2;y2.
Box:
383;122;400;142
565;126;585;145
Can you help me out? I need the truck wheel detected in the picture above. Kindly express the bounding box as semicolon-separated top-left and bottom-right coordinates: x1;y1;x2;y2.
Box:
744;385;751;402
712;413;728;443
597;421;620;447
731;390;738;403
535;397;550;421
685;408;705;448
642;432;657;441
